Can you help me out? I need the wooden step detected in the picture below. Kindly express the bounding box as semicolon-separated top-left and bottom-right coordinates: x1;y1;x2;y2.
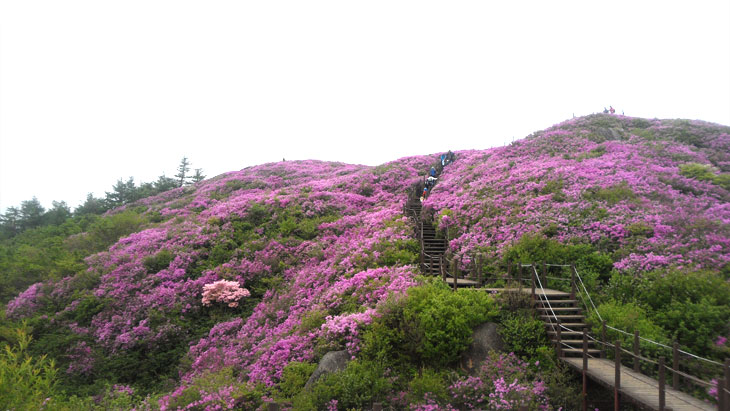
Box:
536;306;580;312
553;339;595;345
541;314;584;320
538;299;579;305
547;330;586;337
544;322;587;330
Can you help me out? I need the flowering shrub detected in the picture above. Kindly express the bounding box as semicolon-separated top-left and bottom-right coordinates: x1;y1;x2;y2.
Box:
449;352;550;410
201;280;250;308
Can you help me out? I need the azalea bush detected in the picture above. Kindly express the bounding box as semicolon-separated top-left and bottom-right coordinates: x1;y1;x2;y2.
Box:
201;280;250;308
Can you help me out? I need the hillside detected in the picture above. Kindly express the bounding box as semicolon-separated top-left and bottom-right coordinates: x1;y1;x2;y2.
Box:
2;114;730;410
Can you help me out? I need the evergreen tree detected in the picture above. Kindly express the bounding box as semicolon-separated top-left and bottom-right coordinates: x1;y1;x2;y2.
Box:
105;177;136;207
175;157;191;187
74;193;108;216
19;197;45;231
43;201;72;226
0;206;21;238
191;168;206;183
154;174;179;193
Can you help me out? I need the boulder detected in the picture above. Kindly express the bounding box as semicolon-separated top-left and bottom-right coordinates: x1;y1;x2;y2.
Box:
460;322;504;374
305;350;350;388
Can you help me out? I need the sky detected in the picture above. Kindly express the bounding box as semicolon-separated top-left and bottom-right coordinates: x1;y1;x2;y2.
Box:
1;1;729;212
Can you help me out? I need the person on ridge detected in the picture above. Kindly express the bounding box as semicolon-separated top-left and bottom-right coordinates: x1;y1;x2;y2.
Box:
603;107;609;114
447;150;454;164
430;166;437;177
440;154;447;166
609;106;615;114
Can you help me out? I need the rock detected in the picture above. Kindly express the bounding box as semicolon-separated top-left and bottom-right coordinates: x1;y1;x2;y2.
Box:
460;322;504;374
597;127;625;141
305;350;351;388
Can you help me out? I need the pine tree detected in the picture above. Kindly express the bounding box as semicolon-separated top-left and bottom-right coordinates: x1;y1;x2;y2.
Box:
19;197;45;231
154;174;179;193
0;206;21;238
175;157;191;187
105;177;136;207
74;193;108;216
43;201;71;226
191;168;206;183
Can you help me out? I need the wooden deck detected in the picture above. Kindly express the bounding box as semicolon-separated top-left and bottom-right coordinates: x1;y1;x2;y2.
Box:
562;358;715;410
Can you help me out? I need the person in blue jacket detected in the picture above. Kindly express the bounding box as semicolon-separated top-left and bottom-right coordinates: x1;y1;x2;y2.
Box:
430;166;436;177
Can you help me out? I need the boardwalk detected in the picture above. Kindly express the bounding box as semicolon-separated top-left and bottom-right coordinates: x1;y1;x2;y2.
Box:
563;358;715;411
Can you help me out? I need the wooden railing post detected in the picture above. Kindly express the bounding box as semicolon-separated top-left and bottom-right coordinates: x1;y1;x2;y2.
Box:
672;341;679;390
601;321;607;359
440;255;445;283
659;356;666;411
451;258;457;291
556;319;562;358
571;266;577;300
429;255;434;276
724;359;730;411
615;340;621;411
718;378;725;411
530;266;536;304
476;254;482;285
633;330;640;372
542;261;548;288
582;328;588;411
507;261;512;281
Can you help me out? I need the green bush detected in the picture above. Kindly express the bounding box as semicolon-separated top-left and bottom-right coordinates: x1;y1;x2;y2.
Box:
293;360;389;410
588;301;668;358
499;313;550;361
407;368;450;405
582;181;637;205
502;234;614;283
278;361;317;399
0;324;59;411
403;281;499;367
361;281;499;370
679;163;716;181
142;249;173;273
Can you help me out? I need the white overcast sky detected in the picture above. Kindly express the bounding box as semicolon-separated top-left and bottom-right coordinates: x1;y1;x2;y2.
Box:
1;1;729;212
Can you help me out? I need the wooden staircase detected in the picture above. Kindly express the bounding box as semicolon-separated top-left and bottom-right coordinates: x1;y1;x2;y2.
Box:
404;199;479;288
536;290;600;358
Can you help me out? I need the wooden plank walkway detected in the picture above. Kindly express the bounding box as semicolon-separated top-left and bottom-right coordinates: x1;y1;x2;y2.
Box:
562;358;715;410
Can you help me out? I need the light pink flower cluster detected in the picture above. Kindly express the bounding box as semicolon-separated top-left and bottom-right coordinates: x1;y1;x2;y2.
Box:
201;280;250;308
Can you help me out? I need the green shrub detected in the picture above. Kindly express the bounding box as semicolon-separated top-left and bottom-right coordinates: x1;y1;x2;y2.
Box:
142;249;173;273
589;301;669;361
499;313;550;361
407;368;450;405
582;181;637;205
679;163;716;181
403;281;499;367
278;361;317;399
293;360;388;410
0;324;59;411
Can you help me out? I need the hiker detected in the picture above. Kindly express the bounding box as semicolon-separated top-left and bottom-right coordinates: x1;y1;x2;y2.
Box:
609;106;615;114
426;176;437;189
447;150;454;164
440;154;447;166
603;107;609;114
430;166;437;177
422;186;429;200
